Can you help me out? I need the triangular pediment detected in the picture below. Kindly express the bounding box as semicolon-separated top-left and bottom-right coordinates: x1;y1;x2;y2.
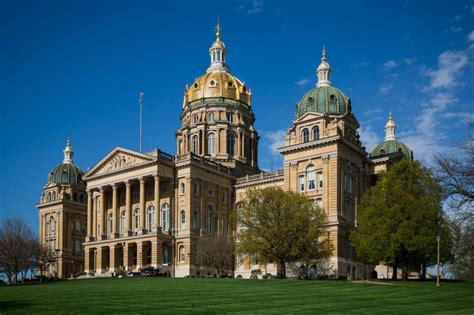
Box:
84;147;156;178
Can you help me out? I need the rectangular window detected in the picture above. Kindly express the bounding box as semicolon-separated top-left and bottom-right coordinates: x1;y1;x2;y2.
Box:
317;172;323;189
316;198;323;209
299;175;305;192
308;171;316;190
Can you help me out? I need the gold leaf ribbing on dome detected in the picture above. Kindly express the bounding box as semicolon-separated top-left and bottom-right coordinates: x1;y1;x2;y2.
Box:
207;20;229;73
385;110;397;141
316;46;331;87
63;138;74;164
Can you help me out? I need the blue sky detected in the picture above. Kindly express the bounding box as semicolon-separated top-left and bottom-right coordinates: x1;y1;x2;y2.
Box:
1;0;473;233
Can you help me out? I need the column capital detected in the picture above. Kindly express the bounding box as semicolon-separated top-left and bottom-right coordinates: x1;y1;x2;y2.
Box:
139;178;146;184
99;187;105;193
111;184;118;190
154;175;160;181
87;190;92;196
125;181;131;187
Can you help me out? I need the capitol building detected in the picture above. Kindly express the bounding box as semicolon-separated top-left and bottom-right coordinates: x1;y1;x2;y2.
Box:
36;24;412;279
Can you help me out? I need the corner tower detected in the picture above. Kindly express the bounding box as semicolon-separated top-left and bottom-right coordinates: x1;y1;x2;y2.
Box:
176;22;259;176
36;139;87;278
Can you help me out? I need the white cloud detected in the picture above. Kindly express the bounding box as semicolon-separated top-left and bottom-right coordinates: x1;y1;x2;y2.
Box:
363;108;382;116
444;111;474;122
403;58;417;65
264;129;287;155
358;125;381;152
294;78;311;88
424;50;469;90
379;83;394;95
467;31;474;42
453;14;462;21
239;0;263;14
383;60;397;70
449;26;463;33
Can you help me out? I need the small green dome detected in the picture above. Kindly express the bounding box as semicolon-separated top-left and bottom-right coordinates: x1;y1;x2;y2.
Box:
370;139;413;161
48;163;84;184
295;85;351;118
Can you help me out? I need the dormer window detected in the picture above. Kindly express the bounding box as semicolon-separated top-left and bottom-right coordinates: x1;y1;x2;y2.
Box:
194;83;199;88
209;80;216;87
302;128;310;143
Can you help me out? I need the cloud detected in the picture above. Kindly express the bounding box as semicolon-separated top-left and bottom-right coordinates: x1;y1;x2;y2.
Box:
453;14;462;21
264;129;287;155
467;31;474;42
379;83;394;95
444;111;474;122
423;50;469;90
449;26;463;33
363;108;382;116
383;60;397;70
403;58;417;65
239;0;263;14
294;78;311;88
358;125;381;152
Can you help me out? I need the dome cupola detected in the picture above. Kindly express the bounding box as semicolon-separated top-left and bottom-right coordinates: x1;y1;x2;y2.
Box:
48;139;84;184
295;48;351;118
370;112;413;160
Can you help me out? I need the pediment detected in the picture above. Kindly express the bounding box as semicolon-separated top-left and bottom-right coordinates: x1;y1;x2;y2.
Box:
84;147;156;178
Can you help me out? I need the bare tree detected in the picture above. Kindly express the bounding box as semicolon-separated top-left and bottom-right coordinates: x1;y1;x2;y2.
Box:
194;236;235;277
0;218;37;284
32;244;56;280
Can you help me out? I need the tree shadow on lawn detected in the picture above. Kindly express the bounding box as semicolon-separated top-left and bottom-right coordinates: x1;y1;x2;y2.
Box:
0;300;31;312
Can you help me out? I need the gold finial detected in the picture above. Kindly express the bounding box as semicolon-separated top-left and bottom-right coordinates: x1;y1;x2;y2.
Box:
215;18;222;40
322;45;326;61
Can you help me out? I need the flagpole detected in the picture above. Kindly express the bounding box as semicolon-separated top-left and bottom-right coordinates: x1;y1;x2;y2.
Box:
139;91;144;152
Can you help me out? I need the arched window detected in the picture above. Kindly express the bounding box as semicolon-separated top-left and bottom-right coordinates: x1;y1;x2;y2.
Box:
193;115;199;124
191;135;199;154
206;204;215;235
180;210;186;230
180;183;186;195
227;133;235;156
50;216;56;235
307;165;316;190
47;192;52;202
208;112;214;122
120;211;126;235
193;211;199;229
52;191;56;201
146;247;152;265
133;208;140;230
108;213;113;234
207;133;216;155
74;219;82;235
162;243;169;264
179;245;185;262
79;193;84;203
302;128;310;143
193;183;200;196
147;206;155;231
313;126;320;141
162;203;170;232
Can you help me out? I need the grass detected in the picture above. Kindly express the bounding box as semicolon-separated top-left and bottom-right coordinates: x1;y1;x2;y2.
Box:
0;278;473;314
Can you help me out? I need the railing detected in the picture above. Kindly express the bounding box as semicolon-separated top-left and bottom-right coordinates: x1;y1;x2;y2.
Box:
236;169;284;184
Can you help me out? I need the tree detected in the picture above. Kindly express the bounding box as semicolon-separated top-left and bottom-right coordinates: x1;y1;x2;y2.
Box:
194;236;235;277
33;245;56;280
351;160;451;280
435;124;474;279
0;218;37;284
235;187;331;279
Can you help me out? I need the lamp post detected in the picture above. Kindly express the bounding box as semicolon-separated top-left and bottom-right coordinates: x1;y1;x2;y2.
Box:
436;235;441;287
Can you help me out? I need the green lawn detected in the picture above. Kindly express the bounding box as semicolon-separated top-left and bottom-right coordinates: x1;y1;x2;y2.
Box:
1;278;473;314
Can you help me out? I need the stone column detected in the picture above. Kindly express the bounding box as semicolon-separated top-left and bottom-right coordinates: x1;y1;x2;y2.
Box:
139;178;146;234
136;242;143;271
125;181;131;234
92;196;97;238
96;247;103;274
99;188;106;238
112;184;119;237
110;245;117;273
151;241;159;268
237;129;242;156
123;243;131;271
87;190;92;239
154;176;161;230
84;248;91;274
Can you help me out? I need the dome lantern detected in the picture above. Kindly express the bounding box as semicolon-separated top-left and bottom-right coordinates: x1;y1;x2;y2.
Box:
207;20;229;73
63;138;74;164
316;46;331;87
384;110;396;141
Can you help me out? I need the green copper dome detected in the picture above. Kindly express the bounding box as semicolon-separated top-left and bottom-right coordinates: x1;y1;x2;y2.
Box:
295;85;351;118
47;139;84;184
370;139;413;161
48;163;84;184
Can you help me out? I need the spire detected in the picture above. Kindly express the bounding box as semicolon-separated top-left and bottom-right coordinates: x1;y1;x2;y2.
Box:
63;138;74;164
207;20;229;73
316;46;331;87
384;111;397;141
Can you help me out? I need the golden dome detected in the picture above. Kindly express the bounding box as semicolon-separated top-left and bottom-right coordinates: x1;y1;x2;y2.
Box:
185;71;252;106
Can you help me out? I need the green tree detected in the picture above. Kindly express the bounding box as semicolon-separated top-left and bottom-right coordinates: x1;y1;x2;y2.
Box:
235;187;331;279
351;160;451;280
